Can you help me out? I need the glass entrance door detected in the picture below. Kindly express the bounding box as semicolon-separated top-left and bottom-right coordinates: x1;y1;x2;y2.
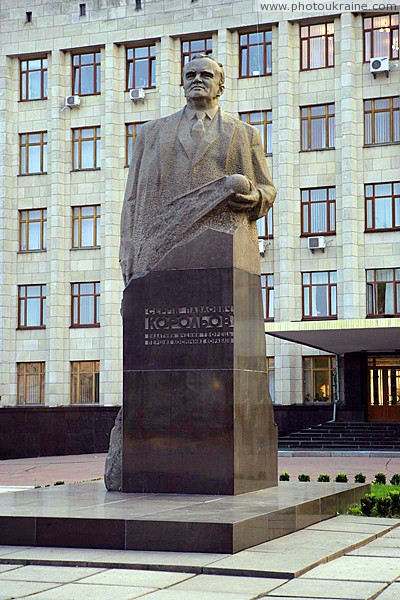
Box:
368;356;400;422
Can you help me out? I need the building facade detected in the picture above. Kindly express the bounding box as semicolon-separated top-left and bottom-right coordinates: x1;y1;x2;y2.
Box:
0;0;399;454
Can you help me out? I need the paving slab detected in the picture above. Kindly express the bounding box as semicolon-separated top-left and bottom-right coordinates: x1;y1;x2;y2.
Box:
348;546;400;558
0;564;105;583
375;582;400;599
0;579;60;598
78;568;195;587
307;515;400;534
264;578;387;598
301;555;400;582
0;563;24;574
135;591;265;600
169;573;287;594
23;582;158;599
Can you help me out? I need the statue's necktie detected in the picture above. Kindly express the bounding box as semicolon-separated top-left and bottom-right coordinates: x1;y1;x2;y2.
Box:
191;112;206;141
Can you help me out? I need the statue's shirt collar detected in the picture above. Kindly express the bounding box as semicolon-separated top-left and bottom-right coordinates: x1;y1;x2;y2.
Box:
185;105;219;122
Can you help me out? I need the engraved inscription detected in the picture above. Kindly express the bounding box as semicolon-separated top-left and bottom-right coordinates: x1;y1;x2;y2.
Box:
144;305;234;345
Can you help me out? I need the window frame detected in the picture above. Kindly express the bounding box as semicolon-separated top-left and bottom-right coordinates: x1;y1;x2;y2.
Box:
71;281;100;328
266;357;275;403
72;126;101;171
303;355;336;403
257;207;273;241
18;284;46;329
300;103;335;151
72;205;101;249
239;29;272;78
365;181;400;232
19;56;48;102
300;21;335;71
261;273;274;322
19;208;47;252
301;187;336;236
126;44;156;91
19;131;47;175
17;362;45;405
72;51;101;96
125;122;146;166
363;14;399;62
302;271;337;320
366;268;400;317
239;110;273;155
364;96;400;146
181;36;213;71
70;360;100;405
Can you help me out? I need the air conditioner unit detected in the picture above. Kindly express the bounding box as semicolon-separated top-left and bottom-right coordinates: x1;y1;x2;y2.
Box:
65;95;81;108
308;236;326;253
370;56;389;78
129;88;145;102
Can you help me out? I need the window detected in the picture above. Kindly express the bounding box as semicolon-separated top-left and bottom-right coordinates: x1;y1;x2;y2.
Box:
301;187;336;236
17;363;45;405
71;282;100;327
266;357;275;403
302;271;337;319
367;268;400;317
71;361;99;404
240;110;272;155
257;208;273;240
19;209;47;251
239;30;272;77
364;97;400;146
79;3;86;17
19;132;47;175
303;356;336;403
18;284;46;328
363;14;399;61
72;205;100;248
301;104;335;151
181;37;212;69
20;57;47;101
126;122;146;166
72;52;101;96
261;274;274;321
365;182;400;231
300;22;334;70
72;127;101;170
126;45;156;90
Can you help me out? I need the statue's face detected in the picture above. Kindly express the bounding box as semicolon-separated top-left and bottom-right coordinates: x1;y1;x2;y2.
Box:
183;58;223;101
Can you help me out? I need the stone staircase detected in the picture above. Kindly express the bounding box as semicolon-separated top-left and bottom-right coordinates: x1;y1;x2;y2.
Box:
278;422;400;451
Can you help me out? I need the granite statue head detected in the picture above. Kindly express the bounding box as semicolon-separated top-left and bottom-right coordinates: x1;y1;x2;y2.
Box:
182;55;225;107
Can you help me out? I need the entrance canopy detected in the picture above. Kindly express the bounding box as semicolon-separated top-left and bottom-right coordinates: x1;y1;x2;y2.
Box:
266;318;400;355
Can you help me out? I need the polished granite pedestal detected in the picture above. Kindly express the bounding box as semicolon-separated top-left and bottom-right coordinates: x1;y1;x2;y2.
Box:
0;481;369;554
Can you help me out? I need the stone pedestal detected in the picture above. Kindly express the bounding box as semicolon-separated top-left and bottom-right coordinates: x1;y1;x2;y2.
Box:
122;227;278;494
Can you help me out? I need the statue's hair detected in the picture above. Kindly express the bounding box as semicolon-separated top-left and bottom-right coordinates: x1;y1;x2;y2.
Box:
183;54;225;87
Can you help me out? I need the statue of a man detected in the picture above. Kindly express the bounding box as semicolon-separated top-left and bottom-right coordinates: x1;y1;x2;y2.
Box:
119;55;276;286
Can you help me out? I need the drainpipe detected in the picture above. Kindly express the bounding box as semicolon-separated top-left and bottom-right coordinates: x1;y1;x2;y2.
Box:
331;353;340;422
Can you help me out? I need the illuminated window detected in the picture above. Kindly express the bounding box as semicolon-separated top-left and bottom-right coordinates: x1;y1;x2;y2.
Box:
71;361;99;404
303;356;336;403
363;14;399;61
17;363;45;405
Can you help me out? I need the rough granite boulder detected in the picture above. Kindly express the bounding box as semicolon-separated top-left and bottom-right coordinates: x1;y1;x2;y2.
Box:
104;408;122;491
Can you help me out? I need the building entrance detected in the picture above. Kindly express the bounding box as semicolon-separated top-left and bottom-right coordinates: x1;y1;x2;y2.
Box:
368;356;400;422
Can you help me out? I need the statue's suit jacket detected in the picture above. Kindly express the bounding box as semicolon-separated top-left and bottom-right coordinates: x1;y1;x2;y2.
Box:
120;107;276;286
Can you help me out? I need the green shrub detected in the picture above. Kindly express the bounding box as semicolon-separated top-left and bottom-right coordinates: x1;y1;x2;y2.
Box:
374;472;387;485
298;474;311;482
376;496;392;517
335;472;348;483
317;473;330;482
279;472;290;481
390;474;400;486
354;473;366;484
389;490;400;516
348;505;363;516
54;480;65;486
360;493;377;516
34;485;41;489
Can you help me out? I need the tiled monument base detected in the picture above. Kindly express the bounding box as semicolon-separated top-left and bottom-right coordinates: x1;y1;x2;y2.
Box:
0;481;369;554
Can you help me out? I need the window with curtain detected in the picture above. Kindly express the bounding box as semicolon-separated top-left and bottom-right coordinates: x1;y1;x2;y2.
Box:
365;182;400;231
364;97;400;146
19;209;47;251
72;127;101;170
300;104;335;151
261;274;274;321
367;268;400;316
70;361;99;404
72;205;100;248
20;56;47;101
266;357;275;403
301;187;336;235
239;30;272;77
126;122;147;166
239;110;272;155
71;282;100;326
126;45;156;90
19;132;47;175
18;284;46;328
300;22;334;70
17;363;45;405
72;51;101;96
363;14;399;61
303;356;336;403
302;271;337;319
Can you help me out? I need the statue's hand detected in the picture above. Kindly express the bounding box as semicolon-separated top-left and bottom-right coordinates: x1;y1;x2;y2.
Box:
226;175;260;212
